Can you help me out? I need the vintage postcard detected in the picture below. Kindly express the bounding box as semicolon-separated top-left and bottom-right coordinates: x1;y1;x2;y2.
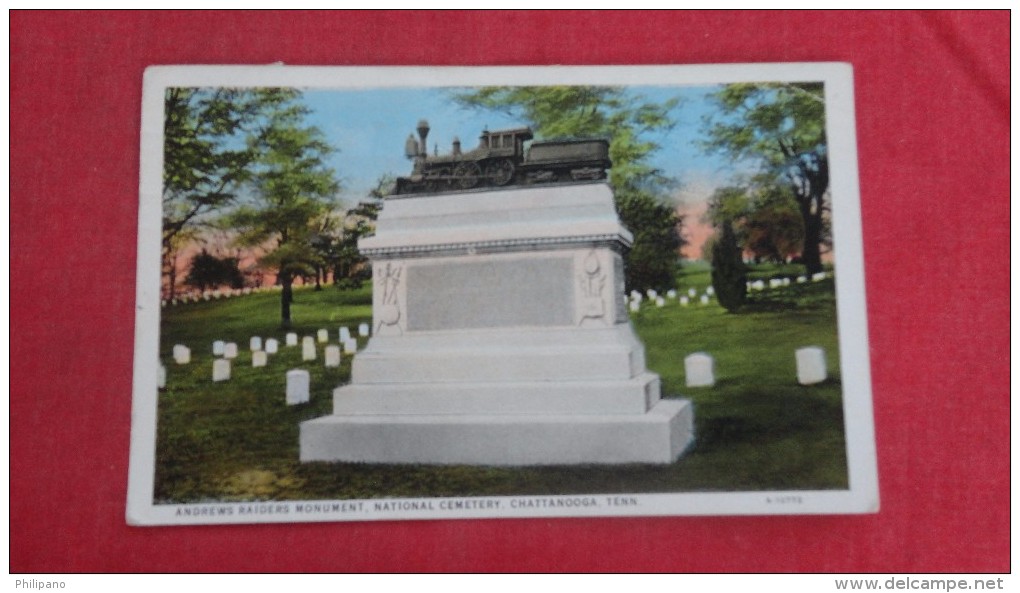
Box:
128;64;878;525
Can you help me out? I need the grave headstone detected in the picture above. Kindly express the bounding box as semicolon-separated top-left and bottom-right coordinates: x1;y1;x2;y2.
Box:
339;327;351;342
646;289;657;299
343;339;358;354
250;336;263;352
796;346;828;385
265;338;279;354
302;337;316;361
213;340;225;356
684;352;715;387
286;369;310;405
324;345;341;367
688;288;696;298
172;345;191;364
629;300;641;313
223;343;238;359
797;276;807;283
212;359;231;382
286;333;298;346
358;323;370;337
812;272;827;282
769;278;783;289
317;329;329;343
752;280;765;291
655;297;664;307
252;351;268;368
700;294;710;305
666;289;677;299
706;286;715;296
782;277;791;286
680;296;689;306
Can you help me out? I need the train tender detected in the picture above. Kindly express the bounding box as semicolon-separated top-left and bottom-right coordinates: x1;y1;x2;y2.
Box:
393;119;611;195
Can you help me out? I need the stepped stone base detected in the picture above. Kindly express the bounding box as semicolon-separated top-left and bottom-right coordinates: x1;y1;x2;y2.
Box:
298;183;695;466
300;399;694;465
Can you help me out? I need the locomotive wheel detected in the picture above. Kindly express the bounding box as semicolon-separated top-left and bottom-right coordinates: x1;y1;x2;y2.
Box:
484;159;515;186
453;162;481;189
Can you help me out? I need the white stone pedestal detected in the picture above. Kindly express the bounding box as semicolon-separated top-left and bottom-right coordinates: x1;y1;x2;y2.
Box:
300;183;694;465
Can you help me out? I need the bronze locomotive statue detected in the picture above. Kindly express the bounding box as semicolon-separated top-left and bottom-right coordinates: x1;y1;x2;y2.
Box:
393;119;611;195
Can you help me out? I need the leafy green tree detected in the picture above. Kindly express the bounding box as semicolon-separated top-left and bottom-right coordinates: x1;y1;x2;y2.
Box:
162;87;298;297
710;220;747;312
228;95;340;328
707;183;804;264
184;249;244;292
454;86;684;291
703;83;829;274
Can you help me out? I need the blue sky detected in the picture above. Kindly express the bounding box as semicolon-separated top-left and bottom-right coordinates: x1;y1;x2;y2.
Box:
302;85;754;210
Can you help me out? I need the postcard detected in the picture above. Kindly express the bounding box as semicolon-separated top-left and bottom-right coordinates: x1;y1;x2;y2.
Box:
128;63;877;525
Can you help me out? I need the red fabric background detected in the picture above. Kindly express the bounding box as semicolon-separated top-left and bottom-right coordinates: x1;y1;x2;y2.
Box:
10;11;1009;573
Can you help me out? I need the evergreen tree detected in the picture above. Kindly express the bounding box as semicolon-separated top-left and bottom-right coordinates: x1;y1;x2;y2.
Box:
711;220;747;313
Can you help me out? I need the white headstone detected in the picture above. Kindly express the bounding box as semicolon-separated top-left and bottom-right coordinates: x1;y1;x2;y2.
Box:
812;272;827;282
317;329;329;343
646;289;657;299
688;288;696;298
223;343;238;359
680;296;689;306
265;338;279;354
752;280;765;291
250;336;263;352
782;277;791;286
212;359;231;382
706;286;715;296
324;345;341;367
700;294;710;305
212;340;225;356
285;332;298;346
343;338;358;354
666;289;677;299
769;278;783;289
797;276;807;283
358;323;370;337
252;350;268;368
684;352;715;387
796;346;828;385
655;297;664;307
286;369;310;405
339;326;351;342
302;337;316;361
172;345;191;364
629;300;640;313
157;363;166;389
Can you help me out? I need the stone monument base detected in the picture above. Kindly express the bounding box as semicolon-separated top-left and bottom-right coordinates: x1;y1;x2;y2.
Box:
298;183;695;466
301;399;693;465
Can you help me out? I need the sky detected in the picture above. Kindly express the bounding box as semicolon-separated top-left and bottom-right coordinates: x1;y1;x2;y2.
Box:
301;85;758;258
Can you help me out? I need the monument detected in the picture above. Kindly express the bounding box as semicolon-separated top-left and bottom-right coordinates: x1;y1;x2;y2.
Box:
300;121;692;465
300;181;694;465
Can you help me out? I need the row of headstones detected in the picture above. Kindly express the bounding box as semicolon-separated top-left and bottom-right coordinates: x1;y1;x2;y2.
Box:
627;286;716;312
157;363;315;406
684;346;829;387
161;285;284;307
747;271;829;292
164;323;371;385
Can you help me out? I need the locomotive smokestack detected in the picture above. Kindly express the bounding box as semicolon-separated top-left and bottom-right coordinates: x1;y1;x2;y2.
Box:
452;136;461;156
416;119;430;158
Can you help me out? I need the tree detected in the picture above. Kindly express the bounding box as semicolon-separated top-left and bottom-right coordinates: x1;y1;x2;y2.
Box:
162;88;299;297
707;183;805;264
703;83;829;274
228;94;340;328
454;86;684;292
710;220;747;312
184;249;244;292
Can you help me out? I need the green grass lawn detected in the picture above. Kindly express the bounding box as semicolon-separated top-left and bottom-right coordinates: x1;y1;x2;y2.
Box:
155;266;847;503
